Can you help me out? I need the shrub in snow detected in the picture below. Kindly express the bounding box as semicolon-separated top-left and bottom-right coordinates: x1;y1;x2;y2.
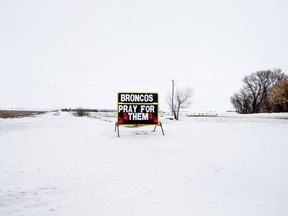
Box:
73;108;89;117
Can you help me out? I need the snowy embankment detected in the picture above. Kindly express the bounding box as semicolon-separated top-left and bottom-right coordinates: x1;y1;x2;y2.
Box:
1;111;288;216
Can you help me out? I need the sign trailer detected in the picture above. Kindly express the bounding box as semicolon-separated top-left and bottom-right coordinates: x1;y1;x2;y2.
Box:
115;92;164;137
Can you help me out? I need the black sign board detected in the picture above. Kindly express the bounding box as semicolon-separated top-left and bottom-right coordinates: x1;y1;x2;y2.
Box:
117;92;159;125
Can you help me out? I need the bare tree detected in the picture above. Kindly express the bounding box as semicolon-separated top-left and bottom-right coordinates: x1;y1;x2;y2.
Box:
231;68;286;114
231;89;253;114
167;86;194;120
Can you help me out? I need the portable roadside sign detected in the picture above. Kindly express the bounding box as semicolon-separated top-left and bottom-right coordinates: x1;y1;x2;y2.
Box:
117;92;159;126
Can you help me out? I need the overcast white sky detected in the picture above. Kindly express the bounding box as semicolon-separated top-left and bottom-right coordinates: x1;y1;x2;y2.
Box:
1;0;288;112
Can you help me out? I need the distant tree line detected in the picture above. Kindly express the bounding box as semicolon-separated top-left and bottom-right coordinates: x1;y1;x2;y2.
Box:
231;68;288;114
61;108;116;113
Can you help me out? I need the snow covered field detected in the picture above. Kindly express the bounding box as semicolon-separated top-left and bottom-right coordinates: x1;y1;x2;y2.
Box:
1;111;288;216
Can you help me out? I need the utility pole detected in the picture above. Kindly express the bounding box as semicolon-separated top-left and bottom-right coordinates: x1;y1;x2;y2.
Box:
171;79;175;117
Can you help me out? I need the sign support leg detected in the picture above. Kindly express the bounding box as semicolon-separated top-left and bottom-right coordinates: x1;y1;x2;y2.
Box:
152;122;165;135
115;122;120;137
159;122;165;135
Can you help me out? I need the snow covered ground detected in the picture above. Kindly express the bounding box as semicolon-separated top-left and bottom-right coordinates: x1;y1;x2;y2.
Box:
1;111;288;216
